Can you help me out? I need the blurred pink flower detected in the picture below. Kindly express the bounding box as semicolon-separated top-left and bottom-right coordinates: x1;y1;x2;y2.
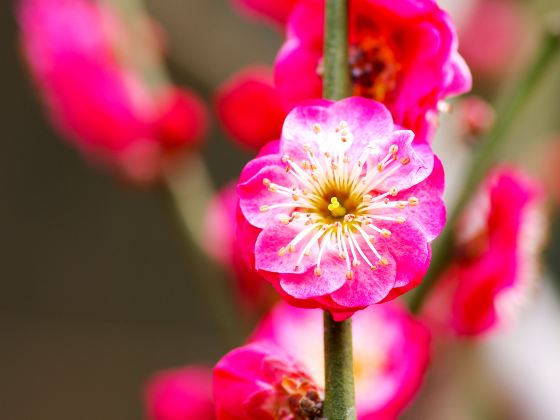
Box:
144;366;214;420
214;342;323;419
237;97;445;320
249;301;431;419
459;0;527;79
215;67;288;150
231;0;299;27
456;95;495;140
204;182;276;315
18;0;207;183
425;167;545;337
274;0;471;143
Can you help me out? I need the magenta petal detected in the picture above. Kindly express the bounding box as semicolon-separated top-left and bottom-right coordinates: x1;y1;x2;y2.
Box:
367;130;434;191
255;223;318;274
279;250;348;299
398;156;446;241
331;252;397;307
238;164;293;228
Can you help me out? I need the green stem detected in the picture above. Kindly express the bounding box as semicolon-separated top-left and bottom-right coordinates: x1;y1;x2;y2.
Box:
323;0;351;101
409;26;560;314
323;312;356;420
164;155;247;347
322;1;355;419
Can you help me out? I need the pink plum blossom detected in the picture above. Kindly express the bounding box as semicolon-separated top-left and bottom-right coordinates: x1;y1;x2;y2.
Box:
250;302;431;419
204;182;277;315
274;0;471;143
18;0;208;182
425;167;545;337
456;95;495;140
215;67;288;150
237;97;446;319
231;0;299;27
214;342;324;419
145;366;215;420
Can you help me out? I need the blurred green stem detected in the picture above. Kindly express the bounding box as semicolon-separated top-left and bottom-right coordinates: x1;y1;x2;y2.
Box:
164;156;246;347
409;23;560;314
322;1;356;419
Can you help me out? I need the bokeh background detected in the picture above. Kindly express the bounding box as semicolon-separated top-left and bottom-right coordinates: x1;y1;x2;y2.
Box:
1;0;560;419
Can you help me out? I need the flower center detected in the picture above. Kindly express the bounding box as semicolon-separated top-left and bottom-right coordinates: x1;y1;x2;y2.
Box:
349;36;400;102
328;197;347;218
260;121;419;280
279;375;324;419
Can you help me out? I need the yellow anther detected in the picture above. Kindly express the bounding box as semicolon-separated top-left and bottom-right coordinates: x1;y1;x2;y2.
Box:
339;120;348;129
346;270;354;280
262;178;271;186
314;267;322;276
370;265;378;271
259;205;269;213
401;157;411;165
408;197;419;206
312;124;321;134
278;214;291;225
390;187;399;196
396;216;406;224
377;162;385;172
380;257;389;266
278;247;287;256
389;144;399;154
381;229;392;238
352;260;361;267
288;244;296;253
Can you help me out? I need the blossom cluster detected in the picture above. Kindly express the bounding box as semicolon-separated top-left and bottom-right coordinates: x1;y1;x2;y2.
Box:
17;0;550;418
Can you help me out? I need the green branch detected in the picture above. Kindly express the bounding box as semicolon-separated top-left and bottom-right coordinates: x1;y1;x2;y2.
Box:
322;1;356;419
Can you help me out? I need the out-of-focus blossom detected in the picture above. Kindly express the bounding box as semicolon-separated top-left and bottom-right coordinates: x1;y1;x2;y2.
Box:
425;167;545;337
237;97;445;320
145;366;215;420
215;67;288;150
274;0;471;143
231;0;299;27
214;342;323;419
456;95;495;140
18;0;208;183
249;301;431;419
459;0;527;79
204;182;276;315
